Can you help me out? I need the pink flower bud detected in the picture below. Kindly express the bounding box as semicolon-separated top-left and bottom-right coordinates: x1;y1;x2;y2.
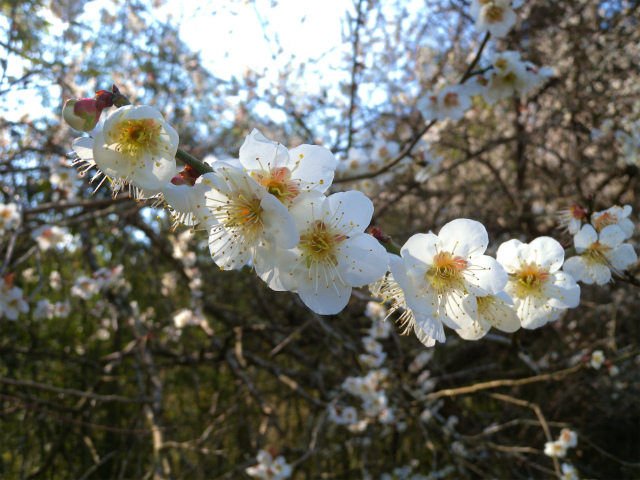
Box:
62;98;100;132
62;90;115;132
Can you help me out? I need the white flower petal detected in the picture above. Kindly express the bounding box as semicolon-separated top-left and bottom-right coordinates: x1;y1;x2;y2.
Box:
438;219;488;259
336;233;389;287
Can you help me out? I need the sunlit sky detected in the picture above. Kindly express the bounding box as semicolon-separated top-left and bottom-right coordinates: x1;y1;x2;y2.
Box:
156;0;348;82
1;0;350;120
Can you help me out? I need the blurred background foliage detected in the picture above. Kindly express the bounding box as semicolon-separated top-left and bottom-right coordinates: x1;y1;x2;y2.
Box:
0;0;639;478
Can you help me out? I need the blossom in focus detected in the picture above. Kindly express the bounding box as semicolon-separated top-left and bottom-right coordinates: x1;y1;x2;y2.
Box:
259;191;388;315
563;224;637;285
591;205;634;239
557;204;588;235
0;203;20;233
32;225;71;251
245;450;291;480
93;105;179;189
200;164;299;271
417;85;472;122
239;129;337;208
589;350;606;370
455;291;521;340
497;237;580;329
390;219;508;343
0;276;29;320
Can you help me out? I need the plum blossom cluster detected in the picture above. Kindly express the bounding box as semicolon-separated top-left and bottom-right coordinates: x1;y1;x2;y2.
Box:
333;137;443;197
70;266;127;300
558;204;637;285
70;107;389;314
544;428;578;459
373;219;580;346
62;95;637;349
33;299;71;320
245;449;291;480
328;301;399;431
419;51;553;123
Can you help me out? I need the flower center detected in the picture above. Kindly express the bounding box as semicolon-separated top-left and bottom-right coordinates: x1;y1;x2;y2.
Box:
443;92;460;108
252;167;299;203
425;251;467;293
584;241;612;265
299;221;346;267
513;262;549;297
485;4;505;22
111;118;167;160
593;212;617;231
222;195;263;236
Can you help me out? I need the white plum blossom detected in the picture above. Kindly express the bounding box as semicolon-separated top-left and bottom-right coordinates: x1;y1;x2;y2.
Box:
70;276;100;300
557;204;588;235
558;428;578;449
497;237;581;329
390;219;508;343
591;205;634;239
245;450;292;480
544;440;568;458
482;51;553;104
470;0;524;38
50;165;77;189
0;276;29;320
32;226;71;251
563;224;637;285
329;405;359;425
93;105;179;189
198;164;299;271
417;85;472;122
239;129;337;208
34;299;54;320
0;203;20;233
455;291;521;340
589;350;606;370
260;191;388;315
561;463;580;480
408;350;434;374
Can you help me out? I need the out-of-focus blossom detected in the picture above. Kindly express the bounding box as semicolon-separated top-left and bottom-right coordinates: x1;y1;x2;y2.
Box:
557;204;588;235
470;0;524;38
589;350;606;370
32;226;72;251
0;203;20;233
591;205;634;239
563;225;637;285
417;85;472;122
245;450;291;480
0;276;29;320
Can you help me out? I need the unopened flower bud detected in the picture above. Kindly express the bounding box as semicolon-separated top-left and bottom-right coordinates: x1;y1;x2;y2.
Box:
62;89;115;132
62;98;100;131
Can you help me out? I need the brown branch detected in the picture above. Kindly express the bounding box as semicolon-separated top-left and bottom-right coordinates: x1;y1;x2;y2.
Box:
0;377;152;403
